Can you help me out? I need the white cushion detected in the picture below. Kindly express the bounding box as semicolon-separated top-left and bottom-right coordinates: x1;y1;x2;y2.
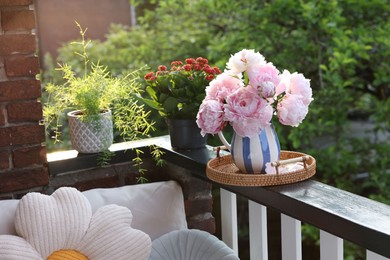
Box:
82;181;187;240
0;181;187;241
0;187;152;260
0;200;18;235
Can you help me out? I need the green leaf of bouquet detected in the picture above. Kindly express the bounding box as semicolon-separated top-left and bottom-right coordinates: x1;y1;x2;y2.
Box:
163;97;179;114
172;88;186;98
185;87;195;98
159;93;169;104
145;86;158;101
135;94;162;111
195;93;206;103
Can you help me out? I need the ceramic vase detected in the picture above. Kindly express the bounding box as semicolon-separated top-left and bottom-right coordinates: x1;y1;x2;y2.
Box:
218;125;280;174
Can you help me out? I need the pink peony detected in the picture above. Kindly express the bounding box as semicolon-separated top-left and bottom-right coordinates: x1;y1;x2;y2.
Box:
205;72;243;102
265;162;277;174
259;81;276;99
265;162;304;174
196;49;313;139
224;87;273;137
277;94;309;127
196;99;225;136
226;49;266;75
247;62;281;89
276;70;312;106
288;72;312;105
275;70;290;96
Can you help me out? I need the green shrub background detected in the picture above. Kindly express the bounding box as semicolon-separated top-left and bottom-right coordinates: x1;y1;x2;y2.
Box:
43;0;389;258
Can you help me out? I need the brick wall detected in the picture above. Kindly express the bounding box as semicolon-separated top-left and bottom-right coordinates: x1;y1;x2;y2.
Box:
0;0;215;235
0;0;48;195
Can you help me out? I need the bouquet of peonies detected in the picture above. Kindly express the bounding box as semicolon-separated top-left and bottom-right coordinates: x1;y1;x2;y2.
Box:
196;49;313;137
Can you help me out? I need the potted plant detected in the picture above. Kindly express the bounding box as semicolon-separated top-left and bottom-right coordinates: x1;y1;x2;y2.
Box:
141;57;221;149
43;23;155;156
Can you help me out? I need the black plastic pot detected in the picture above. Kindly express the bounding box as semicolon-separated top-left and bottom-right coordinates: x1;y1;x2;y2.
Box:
165;118;207;150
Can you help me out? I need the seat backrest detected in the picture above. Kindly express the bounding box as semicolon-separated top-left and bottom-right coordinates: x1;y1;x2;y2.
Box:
0;180;187;240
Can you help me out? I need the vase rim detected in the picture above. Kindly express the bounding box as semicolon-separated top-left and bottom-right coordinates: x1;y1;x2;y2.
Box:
67;109;112;118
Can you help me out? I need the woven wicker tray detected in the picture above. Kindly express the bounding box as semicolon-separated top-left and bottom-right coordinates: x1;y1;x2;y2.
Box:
206;150;316;187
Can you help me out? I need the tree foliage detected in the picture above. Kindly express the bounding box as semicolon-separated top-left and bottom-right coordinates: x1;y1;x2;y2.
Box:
49;0;390;196
42;0;389;256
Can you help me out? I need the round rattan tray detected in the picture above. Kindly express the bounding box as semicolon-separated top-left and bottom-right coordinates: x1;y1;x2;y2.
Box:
206;150;316;186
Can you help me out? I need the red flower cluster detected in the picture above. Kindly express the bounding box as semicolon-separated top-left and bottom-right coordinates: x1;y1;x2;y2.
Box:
144;57;221;82
144;71;156;81
142;56;221;119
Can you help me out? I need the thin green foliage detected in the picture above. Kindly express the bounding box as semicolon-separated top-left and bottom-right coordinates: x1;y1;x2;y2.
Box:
43;22;163;180
97;150;116;167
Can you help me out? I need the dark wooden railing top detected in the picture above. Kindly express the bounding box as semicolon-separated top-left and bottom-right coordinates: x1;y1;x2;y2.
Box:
48;135;390;258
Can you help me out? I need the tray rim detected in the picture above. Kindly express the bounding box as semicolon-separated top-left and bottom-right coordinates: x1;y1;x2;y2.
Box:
206;150;316;187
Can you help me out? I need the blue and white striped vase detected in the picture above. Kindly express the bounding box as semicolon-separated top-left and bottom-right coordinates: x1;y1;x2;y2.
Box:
218;125;281;174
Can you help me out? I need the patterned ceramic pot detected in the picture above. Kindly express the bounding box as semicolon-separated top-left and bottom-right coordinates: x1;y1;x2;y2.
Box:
67;110;113;154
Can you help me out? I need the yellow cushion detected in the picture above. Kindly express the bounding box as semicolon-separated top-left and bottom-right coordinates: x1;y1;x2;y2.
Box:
47;249;88;260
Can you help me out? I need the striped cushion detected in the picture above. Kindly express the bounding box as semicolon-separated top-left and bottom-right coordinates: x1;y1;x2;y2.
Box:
149;229;239;260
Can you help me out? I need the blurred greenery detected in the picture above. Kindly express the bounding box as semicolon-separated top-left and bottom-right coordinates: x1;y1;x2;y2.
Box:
41;0;389;258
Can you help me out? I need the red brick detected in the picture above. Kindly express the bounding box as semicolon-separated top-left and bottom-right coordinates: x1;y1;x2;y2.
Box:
5;56;39;77
0;150;10;169
9;124;45;145
0;166;49;193
0;35;36;55
0;58;6;80
74;176;120;192
0;108;5;125
185;198;213;217
0;127;11;147
2;10;35;32
7;101;42;122
0;0;32;6
182;178;212;200
187;216;216;234
13;145;46;168
0;79;41;101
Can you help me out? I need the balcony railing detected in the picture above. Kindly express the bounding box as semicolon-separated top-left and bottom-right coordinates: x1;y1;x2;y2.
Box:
48;136;390;260
153;136;390;260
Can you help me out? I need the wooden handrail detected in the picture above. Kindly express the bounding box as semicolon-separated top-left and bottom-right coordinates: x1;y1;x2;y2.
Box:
156;136;390;258
47;135;390;258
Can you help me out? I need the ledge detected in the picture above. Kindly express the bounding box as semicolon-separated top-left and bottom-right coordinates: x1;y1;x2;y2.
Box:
47;136;171;175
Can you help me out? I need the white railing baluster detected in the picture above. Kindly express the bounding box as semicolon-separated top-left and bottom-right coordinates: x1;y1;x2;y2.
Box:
320;230;343;260
367;250;390;260
281;214;302;260
220;188;239;255
249;200;268;260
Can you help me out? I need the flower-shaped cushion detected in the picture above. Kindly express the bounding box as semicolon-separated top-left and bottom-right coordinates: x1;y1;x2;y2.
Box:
150;229;239;260
0;187;151;260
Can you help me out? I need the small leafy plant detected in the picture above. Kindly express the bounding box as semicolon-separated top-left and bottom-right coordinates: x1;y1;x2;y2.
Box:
43;22;162;181
44;22;154;142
